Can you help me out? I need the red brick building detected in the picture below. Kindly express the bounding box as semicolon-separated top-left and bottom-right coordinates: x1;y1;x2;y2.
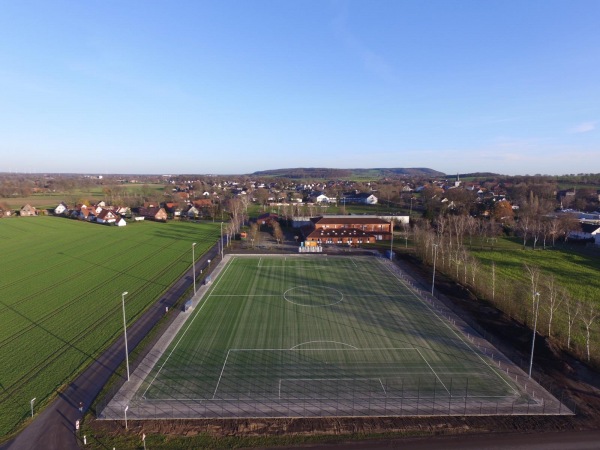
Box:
304;217;392;245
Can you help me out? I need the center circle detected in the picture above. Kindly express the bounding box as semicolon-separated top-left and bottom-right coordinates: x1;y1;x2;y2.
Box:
283;286;343;307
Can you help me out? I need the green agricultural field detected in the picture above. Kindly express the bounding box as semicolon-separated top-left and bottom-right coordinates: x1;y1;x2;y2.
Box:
122;256;549;420
0;216;220;437
3;183;166;209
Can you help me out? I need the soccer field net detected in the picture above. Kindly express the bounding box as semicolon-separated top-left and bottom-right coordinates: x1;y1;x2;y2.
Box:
97;346;573;421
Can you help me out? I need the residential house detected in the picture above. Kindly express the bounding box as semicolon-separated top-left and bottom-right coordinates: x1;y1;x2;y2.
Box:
20;204;37;216
114;206;130;216
257;213;279;226
54;202;68;215
315;194;332;204
193;199;213;209
137;206;168;222
184;205;200;218
96;208;119;224
343;192;378;205
567;223;600;242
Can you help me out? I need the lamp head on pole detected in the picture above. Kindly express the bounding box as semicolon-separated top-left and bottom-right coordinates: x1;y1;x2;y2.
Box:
122;291;128;297
192;242;197;247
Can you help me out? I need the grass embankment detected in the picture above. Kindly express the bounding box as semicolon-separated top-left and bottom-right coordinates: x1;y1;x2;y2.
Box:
0;216;220;438
467;238;600;363
470;238;600;304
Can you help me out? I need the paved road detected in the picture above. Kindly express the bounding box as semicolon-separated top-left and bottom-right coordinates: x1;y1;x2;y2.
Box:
1;243;221;450
270;429;600;450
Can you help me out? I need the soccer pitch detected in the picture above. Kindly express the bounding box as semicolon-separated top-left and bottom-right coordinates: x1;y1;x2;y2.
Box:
106;255;569;418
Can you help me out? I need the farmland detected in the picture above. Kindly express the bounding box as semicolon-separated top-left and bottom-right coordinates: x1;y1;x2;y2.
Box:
2;183;166;210
0;216;221;437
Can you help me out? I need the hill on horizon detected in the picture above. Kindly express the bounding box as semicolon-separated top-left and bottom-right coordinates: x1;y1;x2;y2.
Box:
250;167;445;179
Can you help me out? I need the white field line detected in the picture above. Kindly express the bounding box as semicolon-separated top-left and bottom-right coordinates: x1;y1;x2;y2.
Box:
212;349;231;399
141;256;235;398
380;259;518;395
258;265;330;269
281;378;385;381
379;378;387;396
290;340;358;350
228;347;418;352
209;294;281;297
415;348;450;394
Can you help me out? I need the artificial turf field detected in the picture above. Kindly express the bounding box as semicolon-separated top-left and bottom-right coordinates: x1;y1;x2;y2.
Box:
128;255;554;418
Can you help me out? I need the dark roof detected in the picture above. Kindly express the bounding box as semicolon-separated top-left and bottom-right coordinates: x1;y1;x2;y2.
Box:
581;223;600;234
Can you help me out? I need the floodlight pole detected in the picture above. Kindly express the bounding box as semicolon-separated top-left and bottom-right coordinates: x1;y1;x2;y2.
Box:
124;405;129;429
121;291;130;381
431;244;439;296
389;219;394;260
192;243;197;294
220;222;224;259
528;292;541;378
30;398;36;418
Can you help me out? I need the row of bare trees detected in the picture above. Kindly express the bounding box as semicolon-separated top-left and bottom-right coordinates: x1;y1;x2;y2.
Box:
514;213;578;249
411;217;599;366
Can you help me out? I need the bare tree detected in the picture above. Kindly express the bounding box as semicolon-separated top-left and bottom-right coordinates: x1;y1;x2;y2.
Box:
249;222;259;248
517;214;532;249
547;218;562;247
542;276;564;338
401;221;410;248
272;221;285;245
580;304;599;362
565;295;581;349
524;264;541;327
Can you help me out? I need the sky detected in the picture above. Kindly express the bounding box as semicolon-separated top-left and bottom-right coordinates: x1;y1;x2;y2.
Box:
1;0;599;176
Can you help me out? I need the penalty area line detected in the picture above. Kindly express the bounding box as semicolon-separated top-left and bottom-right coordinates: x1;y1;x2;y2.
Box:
212;349;231;399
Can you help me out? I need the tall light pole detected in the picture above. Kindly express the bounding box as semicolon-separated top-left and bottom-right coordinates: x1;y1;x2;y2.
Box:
30;398;36;418
528;292;541;378
121;291;130;381
389;219;394;260
220;222;224;259
124;404;129;429
192;242;197;294
431;244;439;296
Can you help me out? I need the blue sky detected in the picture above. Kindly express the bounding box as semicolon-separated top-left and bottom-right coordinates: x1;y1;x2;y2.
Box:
1;1;599;175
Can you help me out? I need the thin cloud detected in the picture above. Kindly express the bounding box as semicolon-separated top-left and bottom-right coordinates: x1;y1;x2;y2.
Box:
331;3;396;83
569;121;596;133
